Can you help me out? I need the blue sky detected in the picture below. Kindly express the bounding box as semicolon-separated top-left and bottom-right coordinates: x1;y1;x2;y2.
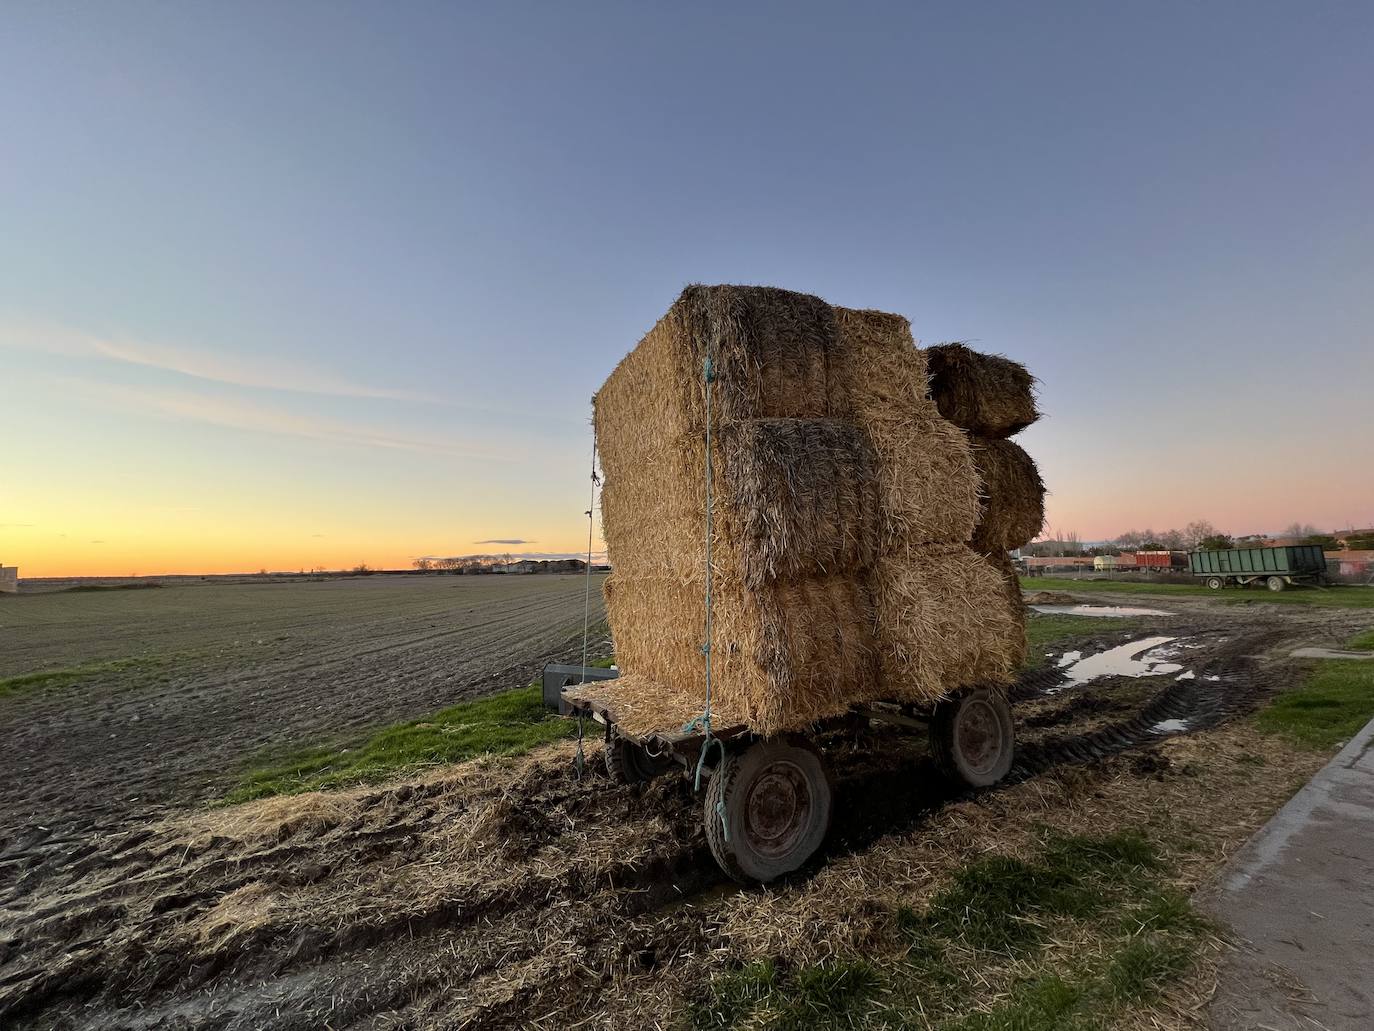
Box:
3;1;1372;574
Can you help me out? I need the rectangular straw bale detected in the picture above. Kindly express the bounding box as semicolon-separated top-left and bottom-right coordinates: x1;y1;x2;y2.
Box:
719;418;880;587
870;544;1023;704
925;343;1038;438
983;549;1029;657
676;284;850;428
593;312;713;582
970;437;1046;553
833;307;981;546
600;572;876;735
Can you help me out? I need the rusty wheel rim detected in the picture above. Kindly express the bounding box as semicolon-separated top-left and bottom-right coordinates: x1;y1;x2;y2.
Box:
955;697;1005;777
742;760;812;860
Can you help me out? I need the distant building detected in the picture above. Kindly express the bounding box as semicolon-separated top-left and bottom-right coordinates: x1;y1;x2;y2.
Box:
0;565;17;594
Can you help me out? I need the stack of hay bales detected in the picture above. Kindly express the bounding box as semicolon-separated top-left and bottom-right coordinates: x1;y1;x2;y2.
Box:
577;286;1043;738
926;344;1045;633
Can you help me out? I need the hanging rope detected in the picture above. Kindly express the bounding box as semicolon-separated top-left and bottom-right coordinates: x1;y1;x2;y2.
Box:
574;434;599;780
681;355;726;839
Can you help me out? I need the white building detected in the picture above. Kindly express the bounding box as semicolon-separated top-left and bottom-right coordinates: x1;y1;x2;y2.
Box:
0;565;17;594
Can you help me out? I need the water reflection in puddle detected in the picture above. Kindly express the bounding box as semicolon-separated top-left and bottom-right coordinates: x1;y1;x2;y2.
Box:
1032;604;1174;618
1052;636;1185;689
1152;718;1190;734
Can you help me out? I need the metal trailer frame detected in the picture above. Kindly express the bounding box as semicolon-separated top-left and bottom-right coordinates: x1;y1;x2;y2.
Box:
1188;546;1328;592
547;664;1016;883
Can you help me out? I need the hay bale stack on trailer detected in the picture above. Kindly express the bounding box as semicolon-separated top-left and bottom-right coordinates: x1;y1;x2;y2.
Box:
568;285;1045;881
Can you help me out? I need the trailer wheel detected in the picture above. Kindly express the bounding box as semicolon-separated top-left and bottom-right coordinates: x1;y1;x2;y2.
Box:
931;687;1015;788
1266;575;1286;592
1205;576;1224;590
605;733;672;784
704;739;832;884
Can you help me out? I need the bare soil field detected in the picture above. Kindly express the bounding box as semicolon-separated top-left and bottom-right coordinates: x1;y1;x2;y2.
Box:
0;575;609;860
1;587;1371;1029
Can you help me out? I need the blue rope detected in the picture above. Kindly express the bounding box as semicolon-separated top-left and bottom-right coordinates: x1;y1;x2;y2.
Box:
573;438;599;781
685;354;727;841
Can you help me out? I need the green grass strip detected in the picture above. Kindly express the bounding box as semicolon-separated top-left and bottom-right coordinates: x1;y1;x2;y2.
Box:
1019;576;1374;608
1023;613;1158;668
0;658;151;699
1255;659;1374;750
226;685;575;803
1346;628;1374;651
688;830;1212;1031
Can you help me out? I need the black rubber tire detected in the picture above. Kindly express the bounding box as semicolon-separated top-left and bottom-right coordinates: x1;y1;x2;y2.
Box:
930;687;1015;788
1206;576;1224;590
704;739;832;884
605;733;672;784
1267;575;1286;593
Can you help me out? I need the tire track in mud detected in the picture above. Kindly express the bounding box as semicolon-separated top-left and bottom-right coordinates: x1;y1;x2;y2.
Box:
0;610;1361;1029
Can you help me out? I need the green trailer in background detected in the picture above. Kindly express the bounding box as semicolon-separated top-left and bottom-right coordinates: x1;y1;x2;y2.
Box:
1188;545;1327;591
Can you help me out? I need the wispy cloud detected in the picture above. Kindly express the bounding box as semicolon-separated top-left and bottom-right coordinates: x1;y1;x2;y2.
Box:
3;323;433;403
70;380;508;460
475;538;534;545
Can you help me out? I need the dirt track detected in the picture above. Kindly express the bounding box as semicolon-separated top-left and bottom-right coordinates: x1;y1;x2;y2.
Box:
0;575;609;868
1;592;1369;1030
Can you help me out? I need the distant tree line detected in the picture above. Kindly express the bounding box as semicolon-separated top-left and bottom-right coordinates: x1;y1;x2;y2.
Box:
411;555;587;574
1024;519;1368;557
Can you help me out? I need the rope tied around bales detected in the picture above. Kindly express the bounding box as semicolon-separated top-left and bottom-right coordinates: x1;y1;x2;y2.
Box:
682;354;728;840
574;435;600;781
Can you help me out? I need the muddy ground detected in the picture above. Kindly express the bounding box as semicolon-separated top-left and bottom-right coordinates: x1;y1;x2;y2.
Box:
0;575;609;865
0;590;1370;1029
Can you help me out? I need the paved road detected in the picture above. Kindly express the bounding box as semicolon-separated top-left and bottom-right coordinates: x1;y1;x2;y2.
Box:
1206;715;1374;1030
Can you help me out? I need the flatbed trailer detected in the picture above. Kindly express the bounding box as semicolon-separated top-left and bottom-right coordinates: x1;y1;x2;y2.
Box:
1189;545;1327;592
548;665;1015;883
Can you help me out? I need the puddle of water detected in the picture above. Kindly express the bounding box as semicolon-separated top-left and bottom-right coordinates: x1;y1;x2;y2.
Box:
1032;604;1174;618
1152;718;1190;734
1053;636;1185;689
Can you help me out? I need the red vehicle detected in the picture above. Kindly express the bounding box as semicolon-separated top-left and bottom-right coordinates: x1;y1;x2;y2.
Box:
1134;550;1186;569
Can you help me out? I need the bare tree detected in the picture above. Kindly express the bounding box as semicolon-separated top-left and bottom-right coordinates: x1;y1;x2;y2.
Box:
1281;522;1323;538
1182;520;1217;549
413;558;433;571
1158;528;1187;551
1115;529;1156;549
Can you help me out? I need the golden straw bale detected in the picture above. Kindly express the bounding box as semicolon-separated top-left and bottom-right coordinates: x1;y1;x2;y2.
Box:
870;545;1023;705
926;342;1038;438
833;307;980;545
601;573;876;735
675;284;849;428
982;549;1028;664
719;418;880;587
970;437;1046;552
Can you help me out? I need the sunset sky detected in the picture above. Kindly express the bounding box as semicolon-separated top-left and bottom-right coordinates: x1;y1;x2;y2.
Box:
4;2;1372;578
